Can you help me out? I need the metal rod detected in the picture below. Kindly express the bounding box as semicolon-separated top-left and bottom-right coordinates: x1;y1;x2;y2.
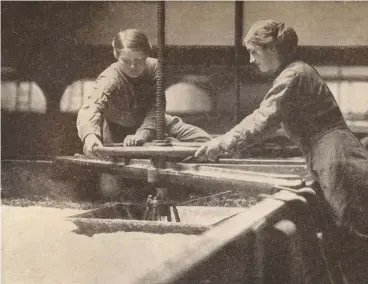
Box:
15;80;21;111
156;1;166;141
172;205;180;222
92;145;196;158
28;81;32;111
166;205;172;222
235;1;244;123
212;158;305;165
1;159;54;164
103;141;204;148
179;191;233;206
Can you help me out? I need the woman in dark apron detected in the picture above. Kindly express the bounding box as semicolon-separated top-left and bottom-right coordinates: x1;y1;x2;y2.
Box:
77;28;158;155
77;28;213;154
195;19;368;283
76;29;213;200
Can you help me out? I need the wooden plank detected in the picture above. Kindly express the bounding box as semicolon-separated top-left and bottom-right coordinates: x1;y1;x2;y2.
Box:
55;156;304;194
130;190;308;284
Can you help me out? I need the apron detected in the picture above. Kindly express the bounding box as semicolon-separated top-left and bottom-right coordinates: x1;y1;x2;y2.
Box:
305;127;368;283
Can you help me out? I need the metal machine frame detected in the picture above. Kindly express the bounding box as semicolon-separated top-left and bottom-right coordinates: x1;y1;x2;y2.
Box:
56;3;345;283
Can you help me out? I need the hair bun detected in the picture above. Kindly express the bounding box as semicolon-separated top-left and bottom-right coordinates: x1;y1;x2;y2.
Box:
276;23;287;41
276;23;298;54
244;19;298;56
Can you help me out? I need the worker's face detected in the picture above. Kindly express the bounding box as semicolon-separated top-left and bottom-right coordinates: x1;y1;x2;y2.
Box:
118;49;147;78
245;42;280;73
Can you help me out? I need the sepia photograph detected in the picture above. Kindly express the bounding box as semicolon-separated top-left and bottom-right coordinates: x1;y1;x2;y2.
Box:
1;1;368;283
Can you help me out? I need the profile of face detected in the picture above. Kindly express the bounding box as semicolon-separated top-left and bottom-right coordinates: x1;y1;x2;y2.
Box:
245;42;279;73
118;49;147;78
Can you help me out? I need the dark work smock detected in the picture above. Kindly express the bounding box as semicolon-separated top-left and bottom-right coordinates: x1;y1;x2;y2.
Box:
76;59;212;144
76;58;158;143
217;60;368;280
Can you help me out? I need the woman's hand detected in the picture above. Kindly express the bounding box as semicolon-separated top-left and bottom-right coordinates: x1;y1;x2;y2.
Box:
123;129;152;146
194;137;225;161
83;134;103;157
123;134;146;146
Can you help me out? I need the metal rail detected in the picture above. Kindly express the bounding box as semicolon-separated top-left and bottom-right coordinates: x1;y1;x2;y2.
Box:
234;1;244;124
92;145;196;158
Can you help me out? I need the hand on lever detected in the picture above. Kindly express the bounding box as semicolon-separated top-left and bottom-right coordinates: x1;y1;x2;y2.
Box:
83;134;103;157
194;137;225;162
123;130;151;147
123;135;145;146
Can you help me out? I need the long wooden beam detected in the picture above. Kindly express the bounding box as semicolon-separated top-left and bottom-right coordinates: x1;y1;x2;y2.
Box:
55;156;305;194
129;189;321;284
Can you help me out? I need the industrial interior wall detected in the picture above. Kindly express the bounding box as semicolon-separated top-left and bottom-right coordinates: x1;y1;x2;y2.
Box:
73;2;235;46
243;1;368;46
2;1;368;157
72;1;368;46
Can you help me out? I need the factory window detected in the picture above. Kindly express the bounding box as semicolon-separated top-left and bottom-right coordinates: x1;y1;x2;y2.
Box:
1;81;46;113
60;80;95;112
326;80;368;119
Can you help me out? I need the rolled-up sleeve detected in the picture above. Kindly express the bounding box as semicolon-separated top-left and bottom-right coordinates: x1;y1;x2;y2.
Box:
76;76;113;142
220;69;300;151
134;106;157;141
166;115;212;142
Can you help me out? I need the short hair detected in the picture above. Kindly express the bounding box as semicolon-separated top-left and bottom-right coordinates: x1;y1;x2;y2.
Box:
244;20;298;56
112;29;151;58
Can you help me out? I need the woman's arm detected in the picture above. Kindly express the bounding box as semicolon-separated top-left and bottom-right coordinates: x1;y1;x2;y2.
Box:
76;75;113;142
218;68;300;152
133;106;157;143
166;115;212;142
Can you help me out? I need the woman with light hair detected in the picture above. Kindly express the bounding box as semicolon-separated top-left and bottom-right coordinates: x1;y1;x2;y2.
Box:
195;20;368;282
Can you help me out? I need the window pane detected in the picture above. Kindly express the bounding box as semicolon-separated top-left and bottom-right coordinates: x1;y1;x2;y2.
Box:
340;81;368;117
325;81;339;101
60;80;95;113
1;82;17;111
1;81;46;113
326;80;368;119
29;82;47;113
